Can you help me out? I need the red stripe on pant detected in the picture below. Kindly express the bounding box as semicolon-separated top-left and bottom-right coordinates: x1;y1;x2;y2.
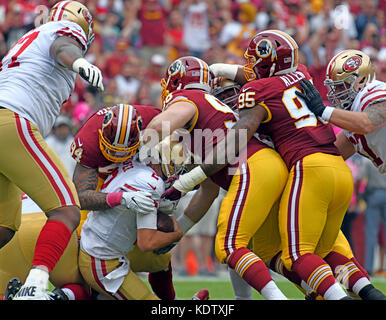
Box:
287;159;303;264
14;114;76;206
90;256;126;300
224;163;250;257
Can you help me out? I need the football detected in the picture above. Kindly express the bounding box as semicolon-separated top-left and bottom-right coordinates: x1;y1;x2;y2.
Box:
157;211;174;233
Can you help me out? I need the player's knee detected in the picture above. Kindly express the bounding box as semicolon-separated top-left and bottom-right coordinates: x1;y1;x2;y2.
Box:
0;226;15;248
214;239;228;264
46;205;81;232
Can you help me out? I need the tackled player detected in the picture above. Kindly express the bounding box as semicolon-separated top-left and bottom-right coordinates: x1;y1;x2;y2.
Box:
0;1;103;300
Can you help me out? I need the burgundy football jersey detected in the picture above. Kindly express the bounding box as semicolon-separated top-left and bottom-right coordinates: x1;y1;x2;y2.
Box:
164;89;267;189
70;105;160;179
238;64;339;169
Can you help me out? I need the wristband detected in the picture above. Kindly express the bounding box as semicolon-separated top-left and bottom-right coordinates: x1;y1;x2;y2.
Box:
177;214;195;234
106;192;123;208
178;166;207;191
210;63;240;81
321;106;334;122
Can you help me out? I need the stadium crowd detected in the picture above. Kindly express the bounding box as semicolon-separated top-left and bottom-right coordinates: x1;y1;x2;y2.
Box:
0;0;385;277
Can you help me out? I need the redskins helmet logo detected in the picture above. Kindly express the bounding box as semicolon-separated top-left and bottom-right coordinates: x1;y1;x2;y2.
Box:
343;56;362;72
255;39;273;58
102;110;113;128
168;59;183;76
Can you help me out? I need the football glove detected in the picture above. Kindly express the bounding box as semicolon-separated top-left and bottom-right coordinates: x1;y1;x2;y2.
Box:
295;79;325;117
158;198;178;215
72;57;104;91
121;190;156;215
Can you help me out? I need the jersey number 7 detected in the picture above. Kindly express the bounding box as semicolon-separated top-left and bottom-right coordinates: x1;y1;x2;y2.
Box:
0;30;40;71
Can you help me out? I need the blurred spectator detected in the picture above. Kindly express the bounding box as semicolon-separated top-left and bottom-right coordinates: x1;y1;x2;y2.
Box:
138;0;169;67
358;157;386;276
102;78;122;107
98;11;121;52
114;59;141;103
45;115;77;178
165;9;187;61
355;0;379;41
182;0;210;57
103;40;130;79
219;2;257;59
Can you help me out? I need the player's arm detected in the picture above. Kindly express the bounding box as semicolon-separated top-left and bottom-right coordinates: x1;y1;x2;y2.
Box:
327;106;384;135
296;79;385;134
334;131;356;160
328;100;386;134
73;163;156;214
143;101;197;146
162;105;267;200
136;218;182;252
72;163;110;211
210;63;248;86
176;178;220;234
50;36;104;91
201;106;266;176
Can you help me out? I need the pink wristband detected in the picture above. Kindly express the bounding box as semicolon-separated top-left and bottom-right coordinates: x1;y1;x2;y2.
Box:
106;192;123;208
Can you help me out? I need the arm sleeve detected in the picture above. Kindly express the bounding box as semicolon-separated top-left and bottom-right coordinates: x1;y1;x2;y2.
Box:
54;21;88;52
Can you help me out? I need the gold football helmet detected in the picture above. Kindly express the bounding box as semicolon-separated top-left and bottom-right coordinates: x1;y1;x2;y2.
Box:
48;1;94;47
324;49;375;109
157;135;195;179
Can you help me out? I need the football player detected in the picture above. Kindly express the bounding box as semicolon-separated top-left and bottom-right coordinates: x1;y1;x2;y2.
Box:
143;56;289;300
162;31;362;300
295;50;385;173
212;72;385;300
78;153;183;300
0;1;103;300
70;103;183;300
1;136;208;300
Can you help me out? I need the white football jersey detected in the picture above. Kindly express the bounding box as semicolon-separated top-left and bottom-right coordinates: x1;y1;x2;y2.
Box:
343;80;386;173
0;21;87;137
80;159;165;260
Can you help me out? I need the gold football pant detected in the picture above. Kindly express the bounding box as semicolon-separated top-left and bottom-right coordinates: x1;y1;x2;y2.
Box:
215;148;288;263
0;110;79;231
78;247;171;300
279;153;353;271
0;212;83;296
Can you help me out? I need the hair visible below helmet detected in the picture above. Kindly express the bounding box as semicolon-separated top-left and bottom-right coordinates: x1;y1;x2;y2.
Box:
48;1;94;47
212;77;241;112
99;104;142;162
324;49;375;110
243;29;299;81
161;56;213;104
157;135;195;179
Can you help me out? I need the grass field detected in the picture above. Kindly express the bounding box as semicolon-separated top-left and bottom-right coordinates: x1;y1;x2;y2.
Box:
168;273;386;300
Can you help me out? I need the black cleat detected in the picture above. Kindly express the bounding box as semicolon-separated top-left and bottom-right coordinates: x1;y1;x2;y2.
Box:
48;287;69;301
3;278;22;300
359;284;386;300
340;296;354;300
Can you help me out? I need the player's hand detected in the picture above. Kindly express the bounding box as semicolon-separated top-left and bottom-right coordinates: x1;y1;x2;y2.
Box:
162;167;208;201
158;198;178;214
72;57;104;91
121;191;156;215
295;79;325;117
162;175;184;201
